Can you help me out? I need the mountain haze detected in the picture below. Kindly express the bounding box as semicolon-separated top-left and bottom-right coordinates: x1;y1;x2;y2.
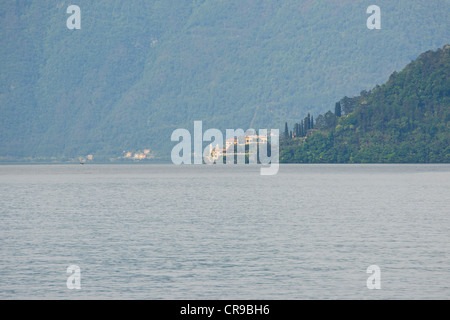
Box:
1;0;449;160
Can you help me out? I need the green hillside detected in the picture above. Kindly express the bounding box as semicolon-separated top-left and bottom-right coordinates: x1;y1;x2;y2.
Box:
281;45;450;163
1;1;449;161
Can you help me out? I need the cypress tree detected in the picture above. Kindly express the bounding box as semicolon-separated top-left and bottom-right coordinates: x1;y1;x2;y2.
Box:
335;102;342;117
284;122;289;140
305;114;311;131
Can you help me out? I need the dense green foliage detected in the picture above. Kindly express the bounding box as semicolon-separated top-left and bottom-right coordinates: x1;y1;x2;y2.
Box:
1;1;449;160
281;45;450;163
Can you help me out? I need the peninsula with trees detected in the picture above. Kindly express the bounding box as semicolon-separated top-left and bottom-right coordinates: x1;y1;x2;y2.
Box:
280;45;450;163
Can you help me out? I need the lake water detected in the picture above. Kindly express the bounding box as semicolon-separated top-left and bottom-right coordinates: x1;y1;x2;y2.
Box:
0;164;449;300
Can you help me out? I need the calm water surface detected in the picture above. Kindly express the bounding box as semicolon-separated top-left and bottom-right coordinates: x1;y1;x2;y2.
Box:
0;164;449;299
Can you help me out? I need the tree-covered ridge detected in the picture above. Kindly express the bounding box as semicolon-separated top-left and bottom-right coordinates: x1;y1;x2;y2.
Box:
281;45;450;163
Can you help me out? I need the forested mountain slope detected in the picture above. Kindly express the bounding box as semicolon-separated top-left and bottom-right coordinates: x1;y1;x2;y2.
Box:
1;1;449;160
281;45;450;163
